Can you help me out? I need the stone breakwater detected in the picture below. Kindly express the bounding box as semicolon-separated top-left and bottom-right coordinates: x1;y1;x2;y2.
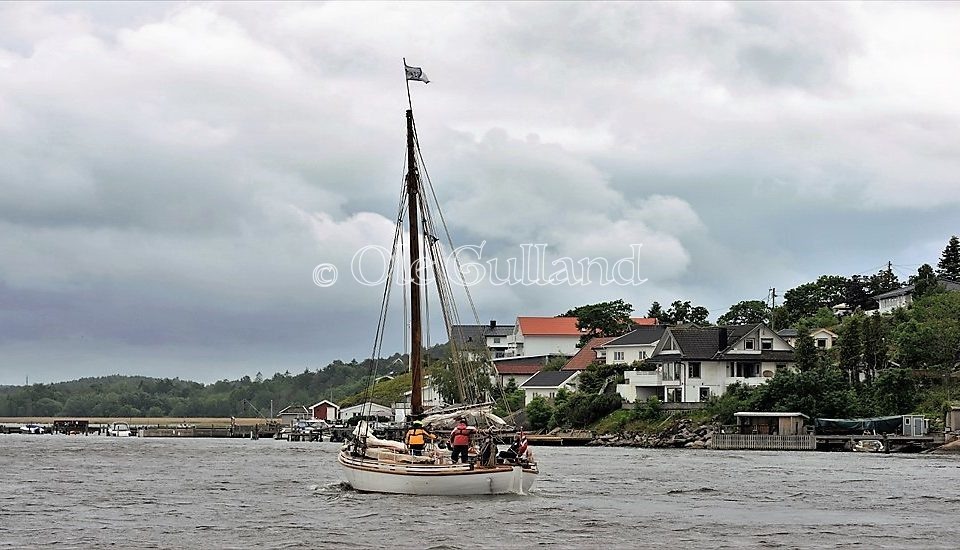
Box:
588;418;717;449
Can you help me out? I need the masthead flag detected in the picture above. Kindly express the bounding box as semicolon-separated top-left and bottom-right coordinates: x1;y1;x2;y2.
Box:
405;64;430;83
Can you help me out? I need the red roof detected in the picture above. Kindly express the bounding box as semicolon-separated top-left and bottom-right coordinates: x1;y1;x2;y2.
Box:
494;364;542;375
517;316;658;336
516;316;581;336
562;337;616;371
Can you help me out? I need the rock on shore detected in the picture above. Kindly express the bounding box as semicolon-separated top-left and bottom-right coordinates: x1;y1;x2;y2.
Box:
588;418;716;449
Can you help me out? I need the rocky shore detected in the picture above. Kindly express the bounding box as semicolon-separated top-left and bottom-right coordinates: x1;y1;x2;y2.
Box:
588;418;717;449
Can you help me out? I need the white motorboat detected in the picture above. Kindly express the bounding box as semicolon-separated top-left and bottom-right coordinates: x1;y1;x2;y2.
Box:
107;422;132;437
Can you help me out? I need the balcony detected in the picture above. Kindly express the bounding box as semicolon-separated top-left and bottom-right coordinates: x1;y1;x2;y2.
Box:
624;370;681;387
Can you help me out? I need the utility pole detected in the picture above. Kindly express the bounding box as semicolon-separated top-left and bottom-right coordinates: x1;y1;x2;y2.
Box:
768;287;778;330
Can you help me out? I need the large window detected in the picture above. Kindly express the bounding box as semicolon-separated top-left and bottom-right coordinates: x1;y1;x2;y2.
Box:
699;387;710;402
816;338;827;348
761;338;773;350
730;362;761;377
613;351;625;363
744;339;755;350
688;362;701;378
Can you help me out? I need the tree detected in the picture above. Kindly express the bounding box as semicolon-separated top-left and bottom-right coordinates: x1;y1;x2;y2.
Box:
868;268;901;297
837;315;863;385
525;396;554;431
844;275;872;311
783;275;848;323
794;331;820;372
717;300;769;325
660;300;710;325
861;314;888;383
937;235;960;278
562;299;635;345
542;355;568;372
647;301;665;322
911;264;939;300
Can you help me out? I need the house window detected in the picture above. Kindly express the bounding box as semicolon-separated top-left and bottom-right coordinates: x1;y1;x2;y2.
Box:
613;351;625;363
744;339;755;350
816;338;827;348
699;387;710;402
688;362;701;378
761;338;773;350
640;351;647;360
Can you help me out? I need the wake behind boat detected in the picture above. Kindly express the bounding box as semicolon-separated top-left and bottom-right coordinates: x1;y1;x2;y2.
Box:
336;62;538;495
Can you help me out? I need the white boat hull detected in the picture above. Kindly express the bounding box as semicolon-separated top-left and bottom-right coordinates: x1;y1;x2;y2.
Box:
338;451;537;495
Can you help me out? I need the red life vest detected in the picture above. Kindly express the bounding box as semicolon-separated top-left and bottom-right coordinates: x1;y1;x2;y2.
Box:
451;425;472;446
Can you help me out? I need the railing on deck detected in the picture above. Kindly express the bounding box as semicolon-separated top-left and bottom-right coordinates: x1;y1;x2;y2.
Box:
711;434;816;451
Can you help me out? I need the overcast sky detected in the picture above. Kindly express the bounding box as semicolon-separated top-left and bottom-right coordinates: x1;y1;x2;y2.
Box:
1;2;959;385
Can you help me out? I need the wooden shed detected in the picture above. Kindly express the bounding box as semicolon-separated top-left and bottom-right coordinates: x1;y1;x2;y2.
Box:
734;412;809;436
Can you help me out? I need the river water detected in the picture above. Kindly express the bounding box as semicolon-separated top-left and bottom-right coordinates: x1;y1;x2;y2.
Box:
1;435;958;549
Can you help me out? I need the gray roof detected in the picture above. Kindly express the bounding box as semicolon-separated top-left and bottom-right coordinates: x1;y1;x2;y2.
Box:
520;370;577;388
449;323;514;347
777;328;799;338
873;278;960;300
604;326;667;346
648;324;795;363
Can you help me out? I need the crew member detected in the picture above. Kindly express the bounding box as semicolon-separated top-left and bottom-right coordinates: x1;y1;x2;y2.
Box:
449;417;476;464
499;432;529;462
404;420;434;456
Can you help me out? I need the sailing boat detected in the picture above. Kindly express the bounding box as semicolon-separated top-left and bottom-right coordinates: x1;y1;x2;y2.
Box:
337;62;538;495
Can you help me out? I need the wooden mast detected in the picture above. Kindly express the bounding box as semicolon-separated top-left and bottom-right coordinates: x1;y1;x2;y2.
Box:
406;109;423;417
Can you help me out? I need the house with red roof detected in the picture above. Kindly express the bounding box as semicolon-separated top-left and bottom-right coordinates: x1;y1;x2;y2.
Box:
561;336;617;371
491;354;568;388
509;315;657;358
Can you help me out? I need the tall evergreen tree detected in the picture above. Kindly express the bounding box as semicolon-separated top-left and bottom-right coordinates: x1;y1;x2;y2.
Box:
861;314;888;383
838;315;863;385
937;235;960;279
794;331;819;372
911;264;939;299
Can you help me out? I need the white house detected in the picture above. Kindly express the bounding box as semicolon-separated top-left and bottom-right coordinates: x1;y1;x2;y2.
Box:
393;383;444;422
810;328;838;350
307;400;340;421
510;317;584;357
276;405;310;426
509;316;658;357
450;320;515;359
874;278;960;314
492;355;561;388
520;370;580;405
339;402;393;420
595;326;668;366
776;327;837;350
617;323;795;404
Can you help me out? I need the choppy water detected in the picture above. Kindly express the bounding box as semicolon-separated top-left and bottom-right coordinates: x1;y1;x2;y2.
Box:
1;435;958;549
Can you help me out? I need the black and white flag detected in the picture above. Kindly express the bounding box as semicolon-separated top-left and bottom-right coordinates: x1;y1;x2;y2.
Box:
405;64;430;83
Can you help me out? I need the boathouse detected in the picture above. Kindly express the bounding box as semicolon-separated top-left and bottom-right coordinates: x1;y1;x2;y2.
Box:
712;412;816;450
308;400;340;421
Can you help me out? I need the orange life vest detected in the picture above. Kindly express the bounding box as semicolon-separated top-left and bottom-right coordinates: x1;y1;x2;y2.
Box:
406;428;427;446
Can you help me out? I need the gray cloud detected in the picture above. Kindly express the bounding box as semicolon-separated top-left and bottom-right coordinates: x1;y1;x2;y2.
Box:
1;2;959;384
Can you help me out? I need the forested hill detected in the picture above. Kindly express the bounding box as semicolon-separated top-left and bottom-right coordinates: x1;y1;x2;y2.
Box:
0;355;411;418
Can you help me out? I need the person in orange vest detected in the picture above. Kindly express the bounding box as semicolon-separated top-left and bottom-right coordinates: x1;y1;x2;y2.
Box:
404;420;435;456
449;416;476;464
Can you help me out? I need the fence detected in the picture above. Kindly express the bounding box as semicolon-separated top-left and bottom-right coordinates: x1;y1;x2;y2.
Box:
711;434;817;451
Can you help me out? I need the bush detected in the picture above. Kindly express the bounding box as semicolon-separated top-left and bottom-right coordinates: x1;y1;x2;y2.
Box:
632;396;662;421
